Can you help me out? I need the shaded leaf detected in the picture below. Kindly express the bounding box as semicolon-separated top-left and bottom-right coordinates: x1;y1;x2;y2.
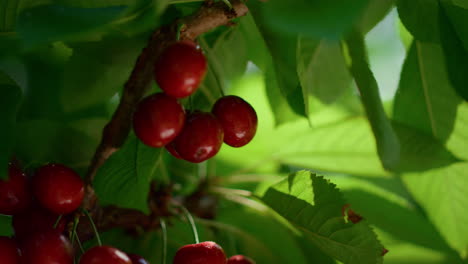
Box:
0;0;20;31
357;0;395;33
397;0;440;42
262;171;383;264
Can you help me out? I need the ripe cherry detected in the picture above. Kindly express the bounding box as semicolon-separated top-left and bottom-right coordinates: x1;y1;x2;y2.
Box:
154;41;207;98
33;163;84;214
133;93;186;148
0;163;31;215
128;253;150;264
227;255;255;264
13;205;67;240
212;96;257;147
165;142;183;159
173;112;224;163
173;241;226;264
21;230;73;264
79;246;131;264
0;236;20;264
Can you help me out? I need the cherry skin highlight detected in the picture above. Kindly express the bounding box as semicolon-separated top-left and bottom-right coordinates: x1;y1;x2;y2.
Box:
0;163;31;215
173;241;227;264
173;112;224;163
154;41;207;98
0;236;20;264
79;246;132;264
33;163;84;214
227;255;255;264
128;253;150;264
21;230;73;264
212;96;257;148
133;93;186;148
13;205;67;240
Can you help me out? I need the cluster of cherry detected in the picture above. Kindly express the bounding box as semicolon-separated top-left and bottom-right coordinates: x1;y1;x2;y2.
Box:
174;241;255;264
133;40;258;163
0;162;149;264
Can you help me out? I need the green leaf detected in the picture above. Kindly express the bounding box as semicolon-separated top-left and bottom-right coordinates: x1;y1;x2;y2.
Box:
0;215;13;236
401;162;468;258
297;37;352;116
393;41;468;160
345;31;400;171
0;0;20;31
397;0;440;42
357;0;395;33
258;0;370;39
61;37;145;113
439;3;468;101
94;134;164;213
0;72;22;179
16;5;127;48
262;171;383;264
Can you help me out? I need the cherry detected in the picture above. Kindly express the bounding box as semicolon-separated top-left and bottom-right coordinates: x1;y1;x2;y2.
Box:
154;41;207;98
0;236;20;264
133;93;186;148
128;253;150;264
0;163;31;215
21;230;73;264
13;205;67;240
173;241;227;264
33;163;84;214
79;246;131;264
227;255;255;264
212;96;257;148
173;112;224;163
165;142;183;159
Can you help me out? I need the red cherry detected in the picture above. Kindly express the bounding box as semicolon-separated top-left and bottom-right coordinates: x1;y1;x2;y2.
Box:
0;163;31;215
0;236;20;264
33;163;84;214
173;112;224;163
173;241;227;264
128;253;150;264
227;255;255;264
13;205;67;240
21;231;73;264
154;41;207;98
79;246;131;264
133;93;186;148
165;142;183;159
212;96;257;147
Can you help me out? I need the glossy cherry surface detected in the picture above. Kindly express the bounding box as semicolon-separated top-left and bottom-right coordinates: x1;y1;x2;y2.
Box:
133;93;186;147
227;255;255;264
33;163;84;214
0;236;20;264
21;231;73;264
154;41;207;98
173;112;224;163
0;163;30;215
79;246;131;264
13;205;66;240
128;253;150;264
212;96;257;147
173;241;227;264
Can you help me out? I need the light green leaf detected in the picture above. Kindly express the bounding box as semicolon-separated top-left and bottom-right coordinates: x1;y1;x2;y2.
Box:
94;134;164;213
393;41;468;160
397;0;440;42
0;72;22;179
262;171;383;264
401;162;468;258
346;31;400;171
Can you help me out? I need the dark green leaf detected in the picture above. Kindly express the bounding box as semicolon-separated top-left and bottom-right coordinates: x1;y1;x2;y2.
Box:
262;171;383;264
0;0;20;31
0;215;13;236
439;3;468;101
257;0;370;39
16;5;127;48
357;0;395;33
0;72;22;179
397;0;440;42
346;31;400;171
393;41;468;160
94;134;164;213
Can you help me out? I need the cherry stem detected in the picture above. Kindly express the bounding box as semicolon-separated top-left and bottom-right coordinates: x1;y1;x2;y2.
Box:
176;23;184;41
71;216;85;254
83;209;102;246
179;205;200;244
221;0;233;9
53;215;63;229
160;219;168;264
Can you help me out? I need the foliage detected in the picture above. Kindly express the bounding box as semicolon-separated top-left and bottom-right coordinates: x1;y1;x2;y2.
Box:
1;0;468;263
